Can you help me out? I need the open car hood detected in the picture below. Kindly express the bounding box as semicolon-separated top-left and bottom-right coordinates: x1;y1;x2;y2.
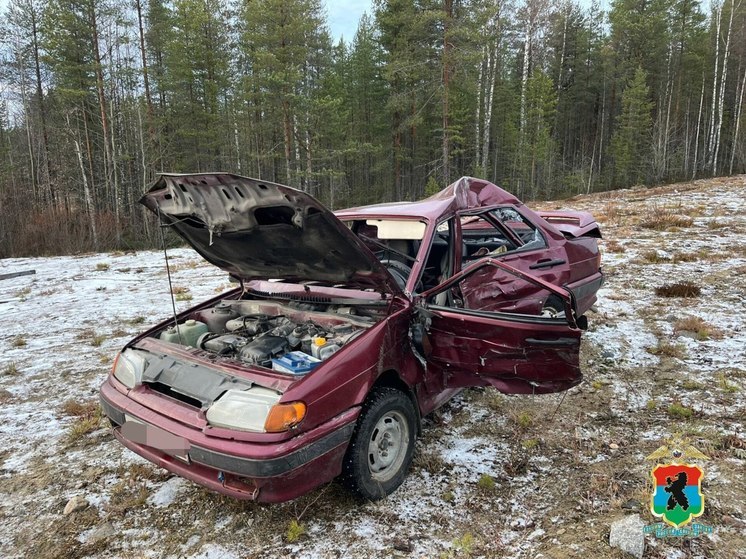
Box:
140;173;401;294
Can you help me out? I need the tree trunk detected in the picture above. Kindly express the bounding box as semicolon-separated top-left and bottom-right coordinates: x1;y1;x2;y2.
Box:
305;126;313;196
234;115;242;172
68;111;98;251
557;4;567;92
707;3;722;167
483;43;497;178
730;68;746;174
283;100;293;184
475;46;485;171
692;73;705;179
393;110;402;200
30;4;53;204
442;0;452;183
712;0;736;174
135;0;156;170
89;1;113;199
15;38;37;201
520;25;531;137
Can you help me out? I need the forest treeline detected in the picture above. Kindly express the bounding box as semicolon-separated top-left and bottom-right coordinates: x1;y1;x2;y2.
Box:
1;0;745;257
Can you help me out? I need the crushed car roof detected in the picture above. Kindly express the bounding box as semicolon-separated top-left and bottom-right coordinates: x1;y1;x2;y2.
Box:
335;177;522;220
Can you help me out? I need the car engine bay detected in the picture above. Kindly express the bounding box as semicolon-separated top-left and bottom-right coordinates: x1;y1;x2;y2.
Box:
155;298;377;375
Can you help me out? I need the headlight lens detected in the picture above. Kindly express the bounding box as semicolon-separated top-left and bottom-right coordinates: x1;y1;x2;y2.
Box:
206;387;281;432
206;388;306;433
112;349;148;388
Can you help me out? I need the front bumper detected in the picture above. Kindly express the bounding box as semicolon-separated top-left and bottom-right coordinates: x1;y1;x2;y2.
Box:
99;380;358;502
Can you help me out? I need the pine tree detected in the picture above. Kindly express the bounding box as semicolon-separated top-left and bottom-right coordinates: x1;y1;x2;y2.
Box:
238;0;325;186
611;67;654;186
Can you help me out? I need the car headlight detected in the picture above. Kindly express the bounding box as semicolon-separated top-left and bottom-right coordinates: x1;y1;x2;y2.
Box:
206;388;306;433
112;349;149;389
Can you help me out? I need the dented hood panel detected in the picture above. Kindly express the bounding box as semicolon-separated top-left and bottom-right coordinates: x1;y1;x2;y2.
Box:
140;173;400;294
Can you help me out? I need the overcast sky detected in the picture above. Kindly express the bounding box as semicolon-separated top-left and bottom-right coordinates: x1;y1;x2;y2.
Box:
326;0;373;43
0;0;373;43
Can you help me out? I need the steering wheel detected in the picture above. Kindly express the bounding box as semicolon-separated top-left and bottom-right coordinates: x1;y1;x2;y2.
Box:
380;259;423;293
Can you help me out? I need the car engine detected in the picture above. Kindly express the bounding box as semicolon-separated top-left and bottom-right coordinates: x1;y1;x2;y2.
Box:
156;298;372;374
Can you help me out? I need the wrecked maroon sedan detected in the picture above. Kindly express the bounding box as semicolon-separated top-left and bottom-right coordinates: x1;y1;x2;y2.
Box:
99;174;602;503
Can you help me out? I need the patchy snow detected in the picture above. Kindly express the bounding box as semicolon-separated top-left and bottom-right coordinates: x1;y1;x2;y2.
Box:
172;543;241;559
148;476;187;508
1;177;745;559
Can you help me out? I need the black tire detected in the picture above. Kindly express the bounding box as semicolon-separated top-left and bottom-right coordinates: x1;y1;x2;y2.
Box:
541;294;566;318
342;387;417;500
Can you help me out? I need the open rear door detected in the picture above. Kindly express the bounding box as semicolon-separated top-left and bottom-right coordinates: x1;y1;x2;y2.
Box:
416;258;582;394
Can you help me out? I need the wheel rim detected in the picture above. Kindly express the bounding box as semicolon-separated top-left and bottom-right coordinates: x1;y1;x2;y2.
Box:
367;410;410;482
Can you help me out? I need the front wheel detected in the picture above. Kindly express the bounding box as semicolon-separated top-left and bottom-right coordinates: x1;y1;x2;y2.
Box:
342;387;417;500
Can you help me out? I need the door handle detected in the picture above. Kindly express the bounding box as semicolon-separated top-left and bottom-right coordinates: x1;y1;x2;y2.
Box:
525;337;578;347
529;258;566;270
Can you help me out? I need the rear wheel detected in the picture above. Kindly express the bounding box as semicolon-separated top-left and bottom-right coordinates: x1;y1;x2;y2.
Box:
541;294;566;318
342;387;417;500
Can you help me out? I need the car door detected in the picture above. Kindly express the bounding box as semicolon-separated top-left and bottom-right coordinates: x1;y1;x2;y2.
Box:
457;208;572;315
415;258;582;395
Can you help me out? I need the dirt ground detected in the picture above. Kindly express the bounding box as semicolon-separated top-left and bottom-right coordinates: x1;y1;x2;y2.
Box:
1;176;745;559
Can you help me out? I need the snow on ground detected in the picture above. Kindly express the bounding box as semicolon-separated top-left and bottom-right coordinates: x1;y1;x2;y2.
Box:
1;177;745;559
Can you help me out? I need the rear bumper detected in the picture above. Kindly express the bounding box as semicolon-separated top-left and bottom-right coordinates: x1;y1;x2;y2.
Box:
99;380;358;502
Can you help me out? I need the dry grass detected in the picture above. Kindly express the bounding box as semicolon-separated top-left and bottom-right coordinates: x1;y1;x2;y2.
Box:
75;328;106;347
117;462;168;483
11;336;27;348
172;286;193;301
599;201;622;225
673;316;723;340
655;281;701;298
716;373;740;393
681;379;704;390
105;480;149;517
648;341;687;359
62;399;103;445
509;410;535;431
14;286;32;299
95;262;110;271
60;399;100;418
640;249;670;264
170;260;201;273
476;474;496;492
413;449;448;475
2;362;20;376
667;402;694;419
706;220;728;230
66;417;101;444
639;205;694;230
671;251;700;263
603;240;625;253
